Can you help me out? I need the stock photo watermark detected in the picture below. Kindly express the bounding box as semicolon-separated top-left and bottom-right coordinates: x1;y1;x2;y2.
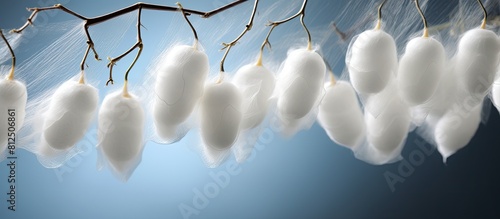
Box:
178;115;283;219
384;136;435;193
5;109;18;211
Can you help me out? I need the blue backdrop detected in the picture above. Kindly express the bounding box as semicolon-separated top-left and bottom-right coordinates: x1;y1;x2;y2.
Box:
0;0;499;218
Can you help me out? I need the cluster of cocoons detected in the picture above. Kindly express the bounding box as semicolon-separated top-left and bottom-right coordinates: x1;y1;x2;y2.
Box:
1;10;499;180
333;22;500;164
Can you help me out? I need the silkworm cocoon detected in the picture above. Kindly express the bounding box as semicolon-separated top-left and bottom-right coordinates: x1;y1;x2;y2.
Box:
232;64;275;130
347;29;398;94
0;79;27;153
398;36;446;106
456;28;500;97
42;81;98;150
153;45;209;139
365;83;411;154
200;81;242;150
434;104;482;162
98;91;144;176
276;48;325;120
317;81;365;148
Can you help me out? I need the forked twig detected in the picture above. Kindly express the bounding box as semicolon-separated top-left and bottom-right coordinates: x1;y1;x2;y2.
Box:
11;1;248;84
218;0;259;83
257;0;311;66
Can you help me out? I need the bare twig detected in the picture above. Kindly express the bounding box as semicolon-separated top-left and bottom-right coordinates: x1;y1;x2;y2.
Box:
218;0;259;82
0;30;16;81
414;0;429;37
255;24;275;66
11;1;248;84
256;0;310;66
107;7;144;86
374;0;387;30
177;2;199;49
477;0;487;29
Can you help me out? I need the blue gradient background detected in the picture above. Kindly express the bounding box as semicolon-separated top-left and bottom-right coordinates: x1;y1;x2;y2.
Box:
0;0;500;218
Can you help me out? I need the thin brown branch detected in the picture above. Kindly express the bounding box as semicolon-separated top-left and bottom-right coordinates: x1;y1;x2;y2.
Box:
107;6;144;85
0;30;16;80
10;1;248;84
477;0;487;29
203;0;248;18
269;0;308;25
219;0;259;76
257;0;311;65
414;0;429;37
177;2;199;47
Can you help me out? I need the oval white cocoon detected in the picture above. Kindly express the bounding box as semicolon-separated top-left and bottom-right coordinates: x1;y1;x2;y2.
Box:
456;28;500;97
347;29;397;94
98;91;145;173
435;104;482;162
200;81;242;150
42;81;98;150
398;36;446;106
277;49;325;120
0;79;27;153
365;83;411;154
153;45;209;139
317;81;365;148
232;64;275;129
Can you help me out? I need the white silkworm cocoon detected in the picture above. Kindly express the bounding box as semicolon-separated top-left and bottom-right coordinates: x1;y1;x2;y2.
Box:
200;81;242;151
276;48;326;120
398;36;446;106
0;79;27;154
365;82;411;155
317;81;365;148
153;45;209;140
42;80;98;150
347;29;398;94
98;91;145;178
232;64;275;130
434;104;482;162
455;28;500;98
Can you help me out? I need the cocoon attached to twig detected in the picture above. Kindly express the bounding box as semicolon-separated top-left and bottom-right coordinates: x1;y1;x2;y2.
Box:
153;45;209;142
98;91;145;181
317;81;365;148
0;79;27;154
40;80;98;152
455;28;500;102
232;64;275;130
200;81;242;150
276;48;326;120
398;36;446;106
347;29;397;94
